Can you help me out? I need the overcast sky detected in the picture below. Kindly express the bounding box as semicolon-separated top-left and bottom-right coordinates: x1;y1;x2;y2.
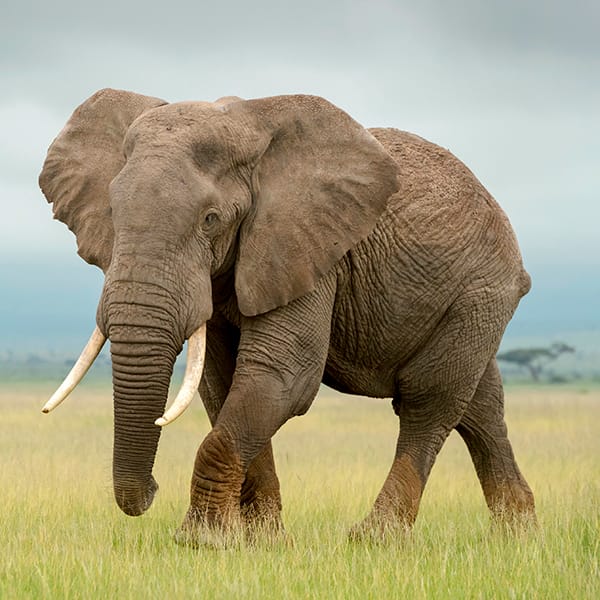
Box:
1;0;599;351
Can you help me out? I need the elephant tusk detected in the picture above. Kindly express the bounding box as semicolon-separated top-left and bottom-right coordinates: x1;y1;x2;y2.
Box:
155;324;206;427
42;326;107;413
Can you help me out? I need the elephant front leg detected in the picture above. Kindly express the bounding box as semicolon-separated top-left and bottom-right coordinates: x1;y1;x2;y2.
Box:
180;361;326;546
240;443;283;535
177;425;245;547
192;315;283;539
180;281;334;546
179;375;298;547
178;372;299;547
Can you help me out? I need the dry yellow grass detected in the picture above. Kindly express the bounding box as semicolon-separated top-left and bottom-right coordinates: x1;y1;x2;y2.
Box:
1;381;598;598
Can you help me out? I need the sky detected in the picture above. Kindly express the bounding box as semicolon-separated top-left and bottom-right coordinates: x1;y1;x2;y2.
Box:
1;0;599;353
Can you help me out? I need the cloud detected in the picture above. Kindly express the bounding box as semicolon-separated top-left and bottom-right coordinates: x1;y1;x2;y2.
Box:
418;0;600;59
1;0;599;345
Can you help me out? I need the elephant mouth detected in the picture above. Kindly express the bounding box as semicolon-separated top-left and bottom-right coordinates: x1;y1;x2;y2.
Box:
114;476;159;516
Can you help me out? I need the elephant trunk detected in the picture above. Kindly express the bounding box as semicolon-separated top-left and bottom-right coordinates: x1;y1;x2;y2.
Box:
110;337;177;515
103;281;183;517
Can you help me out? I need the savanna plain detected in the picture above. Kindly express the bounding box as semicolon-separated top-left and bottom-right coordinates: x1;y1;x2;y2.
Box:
1;380;598;599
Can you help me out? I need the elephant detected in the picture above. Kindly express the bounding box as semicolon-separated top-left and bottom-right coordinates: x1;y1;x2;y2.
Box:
39;88;536;543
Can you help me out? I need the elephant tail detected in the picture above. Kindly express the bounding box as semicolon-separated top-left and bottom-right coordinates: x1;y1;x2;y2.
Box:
518;269;532;298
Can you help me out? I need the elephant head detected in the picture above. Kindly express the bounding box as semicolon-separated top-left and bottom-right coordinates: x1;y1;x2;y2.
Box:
40;88;398;516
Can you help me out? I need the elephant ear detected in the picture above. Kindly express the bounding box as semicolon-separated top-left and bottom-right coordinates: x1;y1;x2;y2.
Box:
39;88;167;271
232;95;399;316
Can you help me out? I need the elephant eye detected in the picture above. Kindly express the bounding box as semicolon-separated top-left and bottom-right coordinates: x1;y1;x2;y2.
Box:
203;211;219;227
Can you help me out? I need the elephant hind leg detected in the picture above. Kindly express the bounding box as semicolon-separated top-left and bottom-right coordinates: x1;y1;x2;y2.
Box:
350;387;469;541
351;290;526;540
455;359;536;525
352;303;497;539
350;385;471;540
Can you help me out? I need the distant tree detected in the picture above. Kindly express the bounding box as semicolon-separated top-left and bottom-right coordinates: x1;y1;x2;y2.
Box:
25;354;46;366
497;342;575;381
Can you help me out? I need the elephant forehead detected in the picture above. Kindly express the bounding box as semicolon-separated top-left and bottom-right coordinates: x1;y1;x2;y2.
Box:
125;102;251;170
128;102;231;143
111;153;218;207
127;102;263;174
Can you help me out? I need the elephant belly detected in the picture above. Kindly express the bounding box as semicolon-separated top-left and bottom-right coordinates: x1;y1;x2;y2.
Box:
324;281;449;399
322;358;398;398
323;302;443;398
324;224;464;399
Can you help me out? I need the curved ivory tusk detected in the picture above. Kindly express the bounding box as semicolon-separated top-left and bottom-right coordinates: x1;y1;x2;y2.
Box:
42;326;107;413
155;324;207;427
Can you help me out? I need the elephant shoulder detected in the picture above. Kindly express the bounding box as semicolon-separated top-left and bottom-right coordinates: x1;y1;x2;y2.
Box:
369;127;467;175
368;127;496;213
368;127;428;156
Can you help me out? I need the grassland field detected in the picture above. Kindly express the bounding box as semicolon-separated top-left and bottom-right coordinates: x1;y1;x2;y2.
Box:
1;380;598;599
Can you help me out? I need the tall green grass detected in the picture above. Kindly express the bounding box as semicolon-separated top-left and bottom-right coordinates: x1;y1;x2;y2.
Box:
1;382;598;598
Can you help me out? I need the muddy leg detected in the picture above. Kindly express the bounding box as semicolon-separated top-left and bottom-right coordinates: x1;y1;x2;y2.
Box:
456;359;536;526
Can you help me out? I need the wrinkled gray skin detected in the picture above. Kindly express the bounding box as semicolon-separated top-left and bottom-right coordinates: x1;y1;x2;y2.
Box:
40;89;535;542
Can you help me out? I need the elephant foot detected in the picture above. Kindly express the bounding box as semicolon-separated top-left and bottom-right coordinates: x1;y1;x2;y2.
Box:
489;507;538;536
242;505;288;547
485;479;538;533
240;443;283;531
175;507;244;549
244;521;291;548
349;460;420;543
182;430;287;548
181;426;246;548
241;490;283;527
174;507;289;549
348;510;413;544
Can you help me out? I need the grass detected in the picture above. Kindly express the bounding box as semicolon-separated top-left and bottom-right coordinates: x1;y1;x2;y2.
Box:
1;381;599;598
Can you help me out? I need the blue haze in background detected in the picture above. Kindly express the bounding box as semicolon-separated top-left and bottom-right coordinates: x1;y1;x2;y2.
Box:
1;1;598;374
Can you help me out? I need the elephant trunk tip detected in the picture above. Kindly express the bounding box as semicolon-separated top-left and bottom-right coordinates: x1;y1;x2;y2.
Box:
114;475;159;517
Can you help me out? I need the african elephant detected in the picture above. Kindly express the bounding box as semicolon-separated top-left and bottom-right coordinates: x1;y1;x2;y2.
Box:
40;88;535;543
